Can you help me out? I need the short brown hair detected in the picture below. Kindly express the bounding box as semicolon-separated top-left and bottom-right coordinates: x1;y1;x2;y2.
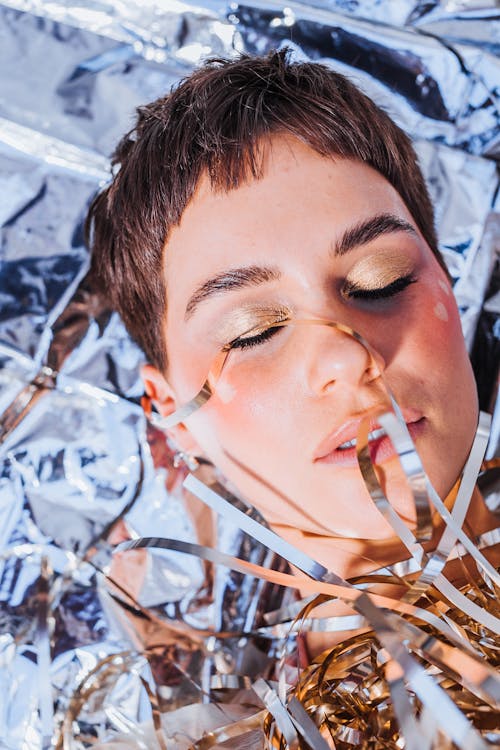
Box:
86;48;444;373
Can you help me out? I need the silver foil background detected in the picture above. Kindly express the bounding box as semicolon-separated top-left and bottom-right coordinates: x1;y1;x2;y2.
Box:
0;1;499;748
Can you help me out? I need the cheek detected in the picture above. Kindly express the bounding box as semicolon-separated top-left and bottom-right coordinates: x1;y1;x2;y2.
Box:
187;379;278;449
404;289;464;372
421;294;456;343
405;289;477;428
428;291;464;353
192;370;304;473
212;379;290;436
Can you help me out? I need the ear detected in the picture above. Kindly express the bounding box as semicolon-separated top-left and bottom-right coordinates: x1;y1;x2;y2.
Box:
141;363;176;413
141;363;202;456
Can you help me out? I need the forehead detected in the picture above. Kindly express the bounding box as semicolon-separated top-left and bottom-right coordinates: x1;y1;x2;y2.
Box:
163;137;413;307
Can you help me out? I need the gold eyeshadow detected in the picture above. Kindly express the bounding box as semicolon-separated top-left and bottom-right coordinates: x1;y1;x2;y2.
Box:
214;304;292;345
342;251;415;294
211;251;416;346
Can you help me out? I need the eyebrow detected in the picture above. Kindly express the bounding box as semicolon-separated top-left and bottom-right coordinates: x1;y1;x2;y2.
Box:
334;213;416;256
185;265;281;320
184;212;417;320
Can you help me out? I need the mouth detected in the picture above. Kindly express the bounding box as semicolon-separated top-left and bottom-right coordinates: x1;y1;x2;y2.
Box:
314;410;426;468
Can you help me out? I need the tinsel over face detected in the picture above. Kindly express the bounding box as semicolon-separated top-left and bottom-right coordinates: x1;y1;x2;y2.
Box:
152;144;480;551
86;388;498;750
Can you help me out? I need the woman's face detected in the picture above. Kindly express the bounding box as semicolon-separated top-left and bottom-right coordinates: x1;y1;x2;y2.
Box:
151;137;478;563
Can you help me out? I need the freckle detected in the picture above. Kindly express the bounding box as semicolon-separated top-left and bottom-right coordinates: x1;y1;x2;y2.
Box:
438;279;451;296
434;301;449;322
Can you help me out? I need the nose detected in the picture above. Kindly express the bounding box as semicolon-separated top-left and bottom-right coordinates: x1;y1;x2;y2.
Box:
306;324;384;395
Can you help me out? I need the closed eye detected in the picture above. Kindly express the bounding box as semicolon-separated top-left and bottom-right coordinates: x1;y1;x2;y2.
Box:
227;322;286;351
345;274;417;300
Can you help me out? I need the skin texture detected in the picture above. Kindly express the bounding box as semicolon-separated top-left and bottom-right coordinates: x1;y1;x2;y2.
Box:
143;136;480;582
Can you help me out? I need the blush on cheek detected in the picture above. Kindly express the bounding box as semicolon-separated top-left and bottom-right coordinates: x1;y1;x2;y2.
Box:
419;294;468;373
416;297;458;356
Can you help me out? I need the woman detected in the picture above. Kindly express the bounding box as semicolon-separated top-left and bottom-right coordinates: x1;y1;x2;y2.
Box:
87;50;499;749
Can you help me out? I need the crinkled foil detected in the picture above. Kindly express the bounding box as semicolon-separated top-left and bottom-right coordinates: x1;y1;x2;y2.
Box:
0;1;499;748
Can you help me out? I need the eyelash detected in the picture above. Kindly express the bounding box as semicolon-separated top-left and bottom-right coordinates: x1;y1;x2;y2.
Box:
345;273;417;300
227;322;287;350
228;274;417;350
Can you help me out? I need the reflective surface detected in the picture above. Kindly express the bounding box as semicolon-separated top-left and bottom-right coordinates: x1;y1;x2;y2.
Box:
0;1;499;748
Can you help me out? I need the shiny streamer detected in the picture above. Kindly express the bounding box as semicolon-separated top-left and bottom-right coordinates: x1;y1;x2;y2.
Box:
191;711;266;750
183;366;499;633
159;317;438;553
115;536;474;645
139;676;168;750
181;467;500;748
357;409;492;603
115;522;500;745
278;622;499;749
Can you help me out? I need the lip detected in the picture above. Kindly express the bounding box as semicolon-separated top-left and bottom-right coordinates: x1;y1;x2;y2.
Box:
313;408;426;468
